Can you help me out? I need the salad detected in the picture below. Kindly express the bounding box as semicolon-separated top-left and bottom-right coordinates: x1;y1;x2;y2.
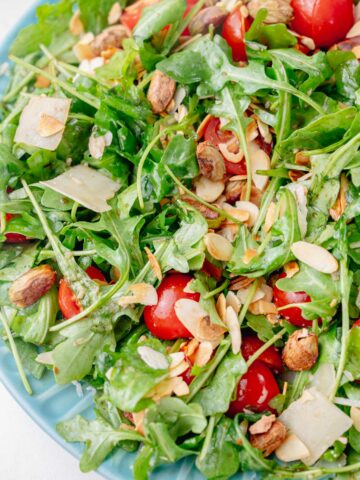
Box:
0;0;360;478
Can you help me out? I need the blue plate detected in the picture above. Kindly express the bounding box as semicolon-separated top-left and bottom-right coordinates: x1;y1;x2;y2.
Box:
0;4;260;480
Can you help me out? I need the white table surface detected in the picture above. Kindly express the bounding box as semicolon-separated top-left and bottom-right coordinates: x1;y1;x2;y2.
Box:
0;1;102;479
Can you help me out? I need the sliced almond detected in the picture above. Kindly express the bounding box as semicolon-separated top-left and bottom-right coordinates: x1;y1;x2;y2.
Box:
193;341;213;367
237;285;265;304
204;233;234;261
195;176;224;203
35;73;51;89
250;143;270;191
295;151;310;166
132;410;146;435
108;2;122;24
169;352;185;369
137;346;168;370
218;224;239;243
36;351;54;365
118;283;158;306
185;338;200;358
174;298;225;347
223;203;249;223
225;306;241;354
219;141;244;164
330;174;348;221
216;293;227;322
264;202;277;233
169;360;191;378
284;261;299;278
351;407;360;432
229;276;255;291
275;434;310;462
235;201;259;227
243;248;257;265
196;114;213;139
173;379;190;396
353;45;360;59
246;120;258;142
249;300;277;315
291;241;339;274
226;291;241;314
347;20;360;38
37;114;65;137
261;284;273;303
69;11;84;36
144;247;162;281
73;33;95;61
149;377;183;400
255;117;272;144
249;414;276;435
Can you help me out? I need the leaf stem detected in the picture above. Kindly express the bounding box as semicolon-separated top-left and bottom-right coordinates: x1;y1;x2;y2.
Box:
247;328;287;368
203;279;229;300
198;415;215;462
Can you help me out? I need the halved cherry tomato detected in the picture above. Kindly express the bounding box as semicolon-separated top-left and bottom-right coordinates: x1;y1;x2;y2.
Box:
121;0;158;31
291;0;355;48
353;319;360;328
143;273;200;340
201;259;223;281
228;360;280;415
58;266;107;319
222;7;250;62
4;213;28;243
273;273;312;327
241;336;283;372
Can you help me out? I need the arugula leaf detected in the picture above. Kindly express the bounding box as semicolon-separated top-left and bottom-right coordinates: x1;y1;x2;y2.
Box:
246;9;297;49
190;273;224;327
133;0;186;41
335;60;360;102
246;313;275;342
345;326;360;382
0;243;38;282
0;144;25;191
79;0;120;34
57;414;143;472
193;351;247;416
11;338;45;380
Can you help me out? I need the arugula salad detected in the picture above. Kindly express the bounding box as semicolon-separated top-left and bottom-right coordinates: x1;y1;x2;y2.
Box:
0;0;360;478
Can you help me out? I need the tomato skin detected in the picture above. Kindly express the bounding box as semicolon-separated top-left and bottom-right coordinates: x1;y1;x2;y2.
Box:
4;213;28;243
201;259;223;281
228;361;280;415
291;0;355;48
144;274;200;340
58;266;107;319
241;336;283;372
222;8;249;62
273;273;313;327
353;319;360;328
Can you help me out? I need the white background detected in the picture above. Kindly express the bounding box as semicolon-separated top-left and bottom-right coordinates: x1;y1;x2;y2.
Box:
0;1;102;479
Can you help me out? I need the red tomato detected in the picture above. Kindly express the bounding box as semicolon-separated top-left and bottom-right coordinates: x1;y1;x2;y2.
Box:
222;7;250;62
58;266;107;319
228;361;280;415
143;274;200;340
273;273;313;327
201;259;223;281
241;336;283;372
291;0;355;48
353;319;360;328
4;213;28;243
121;0;158;31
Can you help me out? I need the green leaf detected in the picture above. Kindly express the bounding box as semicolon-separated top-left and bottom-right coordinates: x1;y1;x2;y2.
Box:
345;326;360;381
335;60;360;102
133;0;186;41
0;144;25;191
246;9;297;49
190;273;224;327
193;351;247;416
10;338;45;379
57;414;143;472
79;0;119;34
0;243;39;282
246;313;275;342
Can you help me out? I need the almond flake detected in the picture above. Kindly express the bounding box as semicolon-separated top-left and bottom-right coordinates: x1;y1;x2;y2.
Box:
169;360;191;378
204;233;234;261
249;142;270;191
173;379;190;396
295;151;310;166
226;291;241;314
249;300;277;315
137;346;168;370
246;120;258;142
195;176;225;203
36;351;54;365
249;414;276;435
118;283;158;306
132;410;146;435
235;201;259;227
223;203;249;222
216;293;227;322
169;352;185;369
73;33;95;61
185;338;200;358
330;174;348;221
69;11;84;36
35;73;51;89
219;141;244;163
264;202;277;233
351;407;360;432
284;261;299;278
37;114;65;137
144;247;162;281
149;377;183;400
229;276;255;291
291;241;339;274
108;2;122;24
243;248;257;265
193;341;213;367
275;434;310;462
237;285;265;304
196;114;213;139
225;306;241;354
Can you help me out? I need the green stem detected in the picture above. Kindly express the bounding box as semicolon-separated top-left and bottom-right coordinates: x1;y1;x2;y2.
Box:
252;177;282;235
247;328;287;368
238;279;259;326
274;462;360;479
40;249;97;257
70;202;79;222
0;310;32;395
198;416;215;462
203;279;229;300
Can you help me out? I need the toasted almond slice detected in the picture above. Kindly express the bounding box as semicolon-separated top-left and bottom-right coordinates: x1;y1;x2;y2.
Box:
149;377;183;400
118;283;158;306
353;45;360;59
237;285;265;304
73;33;95;61
169;351;185;369
223;203;249;222
249;414;276;435
291;241;339;274
295;151;310;166
193;341;213;367
275;434;310;462
204;233;234;261
351;407;360;432
36;351;54;365
185;338;200;358
89;133;107;159
249;300;277;315
243;248;257;265
174;298;225;346
255;117;272;144
226;291;241;314
69;11;84;36
347;20;360;38
225;306;241;354
284;261;299;278
132;410;146;435
37;114;65;137
264;202;277;233
35;73;51;89
219;141;244;163
246;120;258;142
137;346;168;370
108;2;122;24
261;284;273;303
196;114;213;139
195;176;224;203
250;145;270;192
169;360;191;378
235;201;259;227
219;224;240;243
216;293;227;322
173;379;190;396
145;247;162;281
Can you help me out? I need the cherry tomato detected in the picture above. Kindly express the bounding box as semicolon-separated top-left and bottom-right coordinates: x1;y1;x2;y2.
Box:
121;0;158;31
4;213;28;243
58;266;107;319
201;259;223;281
241;336;283;372
273;273;313;327
143;274;200;340
228;361;280;415
353;319;360;328
222;7;250;62
291;0;355;48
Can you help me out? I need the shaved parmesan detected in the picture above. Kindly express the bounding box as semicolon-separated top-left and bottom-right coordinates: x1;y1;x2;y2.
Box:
279;388;352;465
40;165;120;213
15;96;71;151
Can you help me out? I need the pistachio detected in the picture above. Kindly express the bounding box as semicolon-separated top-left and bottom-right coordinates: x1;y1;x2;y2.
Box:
91;25;128;55
248;0;293;24
282;329;319;371
189;5;228;35
250;420;287;457
9;265;57;308
147;70;176;114
196;141;226;181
